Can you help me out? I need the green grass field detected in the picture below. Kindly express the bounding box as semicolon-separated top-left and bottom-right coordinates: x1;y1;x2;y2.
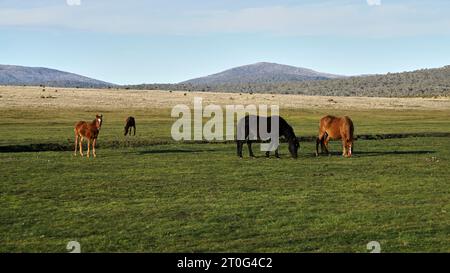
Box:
1;108;449;252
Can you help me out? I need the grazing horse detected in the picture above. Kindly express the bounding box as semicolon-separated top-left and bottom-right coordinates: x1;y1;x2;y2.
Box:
74;114;103;158
316;115;354;157
124;116;136;136
237;115;300;159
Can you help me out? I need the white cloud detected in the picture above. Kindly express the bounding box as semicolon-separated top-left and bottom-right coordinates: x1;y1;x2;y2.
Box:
66;0;81;6
367;0;381;6
1;1;450;37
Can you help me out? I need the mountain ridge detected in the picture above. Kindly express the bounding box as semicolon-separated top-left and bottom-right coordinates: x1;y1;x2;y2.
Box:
0;64;115;88
180;62;345;85
2;63;450;97
127;65;450;97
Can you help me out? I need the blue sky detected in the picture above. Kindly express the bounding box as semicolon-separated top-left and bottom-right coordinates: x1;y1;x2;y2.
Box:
1;0;450;84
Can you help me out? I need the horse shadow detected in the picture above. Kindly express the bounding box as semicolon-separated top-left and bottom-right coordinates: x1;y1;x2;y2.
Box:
138;148;212;155
312;150;436;158
0;144;71;153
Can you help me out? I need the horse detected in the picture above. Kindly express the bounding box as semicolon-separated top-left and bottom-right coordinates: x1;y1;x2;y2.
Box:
124;116;136;136
74;114;103;158
316;115;354;157
236;115;300;159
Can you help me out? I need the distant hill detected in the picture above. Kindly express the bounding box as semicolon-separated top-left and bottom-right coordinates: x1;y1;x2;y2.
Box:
181;62;344;85
127;65;450;97
0;65;114;88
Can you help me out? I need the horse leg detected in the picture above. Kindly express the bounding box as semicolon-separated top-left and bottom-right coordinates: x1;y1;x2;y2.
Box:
93;139;97;158
265;151;270;158
315;137;322;157
323;136;331;156
79;138;84;157
74;133;78;156
133;126;136;136
316;131;326;156
237;140;244;158
247;141;255;157
275;147;280;158
87;139;91;158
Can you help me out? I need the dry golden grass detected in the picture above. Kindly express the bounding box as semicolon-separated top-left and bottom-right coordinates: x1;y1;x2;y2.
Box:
1;85;449;111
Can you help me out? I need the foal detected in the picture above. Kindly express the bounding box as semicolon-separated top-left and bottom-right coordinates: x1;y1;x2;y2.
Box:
74;114;103;158
316;115;354;157
124;116;136;136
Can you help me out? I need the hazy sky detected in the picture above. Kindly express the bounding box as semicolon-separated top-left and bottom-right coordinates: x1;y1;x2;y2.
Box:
1;0;450;84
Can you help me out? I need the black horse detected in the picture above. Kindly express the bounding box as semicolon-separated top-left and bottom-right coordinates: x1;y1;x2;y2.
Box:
124;116;136;136
236;115;299;158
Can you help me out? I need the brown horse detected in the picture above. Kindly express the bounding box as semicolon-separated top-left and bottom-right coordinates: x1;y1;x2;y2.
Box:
316;115;354;157
74;114;103;158
124;116;136;136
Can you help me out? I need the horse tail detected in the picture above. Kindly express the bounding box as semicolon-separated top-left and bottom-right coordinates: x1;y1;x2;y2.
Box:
321;132;328;150
74;124;79;155
346;117;354;140
350;122;354;138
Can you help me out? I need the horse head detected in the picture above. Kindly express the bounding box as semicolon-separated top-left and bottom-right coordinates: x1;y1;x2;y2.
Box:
346;138;353;157
288;136;299;158
95;114;103;129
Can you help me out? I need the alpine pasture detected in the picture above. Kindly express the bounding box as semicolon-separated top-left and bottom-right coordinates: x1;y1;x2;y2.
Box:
1;86;449;252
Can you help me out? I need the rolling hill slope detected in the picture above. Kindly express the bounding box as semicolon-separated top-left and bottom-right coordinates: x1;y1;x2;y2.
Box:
128;65;450;97
0;64;114;88
181;62;344;85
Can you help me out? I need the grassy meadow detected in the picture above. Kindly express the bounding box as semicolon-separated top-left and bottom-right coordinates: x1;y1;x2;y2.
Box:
1;91;450;252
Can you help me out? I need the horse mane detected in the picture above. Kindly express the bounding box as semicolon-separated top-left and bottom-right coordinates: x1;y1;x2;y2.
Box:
279;117;297;142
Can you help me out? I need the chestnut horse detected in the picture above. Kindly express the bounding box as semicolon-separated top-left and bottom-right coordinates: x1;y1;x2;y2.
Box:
316;115;354;157
74;114;103;157
124;116;136;136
